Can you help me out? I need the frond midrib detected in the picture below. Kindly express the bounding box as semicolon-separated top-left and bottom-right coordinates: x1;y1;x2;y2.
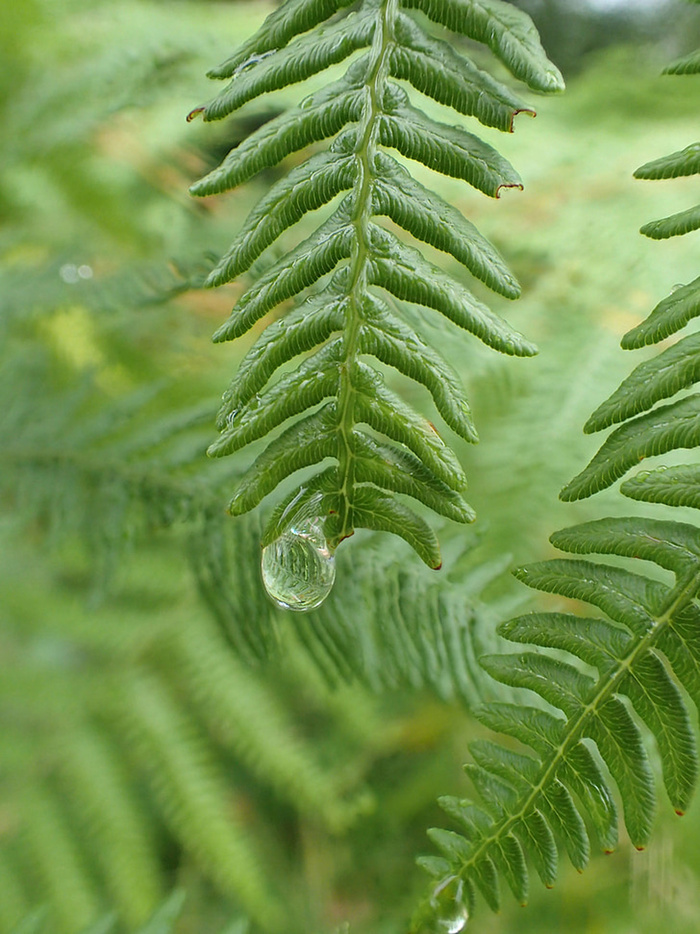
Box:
334;0;397;543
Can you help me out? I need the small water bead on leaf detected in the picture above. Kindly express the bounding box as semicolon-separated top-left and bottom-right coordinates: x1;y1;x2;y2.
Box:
261;518;336;612
671;283;685;293
429;876;469;934
233;50;277;76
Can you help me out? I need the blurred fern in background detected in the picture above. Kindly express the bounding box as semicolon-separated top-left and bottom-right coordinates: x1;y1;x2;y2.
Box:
2;2;700;934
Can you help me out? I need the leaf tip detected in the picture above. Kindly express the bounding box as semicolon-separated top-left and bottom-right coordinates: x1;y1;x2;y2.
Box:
495;182;525;199
186;106;205;123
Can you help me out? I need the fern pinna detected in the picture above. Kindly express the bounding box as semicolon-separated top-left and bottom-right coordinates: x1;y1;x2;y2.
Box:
188;0;564;598
416;28;700;932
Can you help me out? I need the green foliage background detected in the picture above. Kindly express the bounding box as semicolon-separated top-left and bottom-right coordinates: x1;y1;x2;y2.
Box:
2;1;700;933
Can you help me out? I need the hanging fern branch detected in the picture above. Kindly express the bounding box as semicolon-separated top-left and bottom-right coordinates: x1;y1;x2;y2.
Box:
415;25;700;931
189;0;563;567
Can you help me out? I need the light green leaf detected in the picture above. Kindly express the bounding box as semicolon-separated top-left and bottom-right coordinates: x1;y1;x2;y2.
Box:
206;0;356;78
621;276;700;348
350;487;442;567
586;331;700;429
662;49;700;76
207;151;356;285
213;210;354;342
197;10;375;121
190;77;365;194
368;226;536;356
635;142;700;180
209;343;342;456
640;203;700;240
401;0;565;92
549;517;700;578
372;155;521;297
381;88;523;196
392;12;531;132
227;406;338;514
562;394;700;501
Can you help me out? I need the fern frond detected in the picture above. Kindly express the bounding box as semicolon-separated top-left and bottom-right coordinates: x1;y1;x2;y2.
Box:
621;464;700;508
564;87;700;502
55;729;164;929
168;615;370;833
115;673;285;932
417;29;700;927
190;0;563;573
415;519;700;926
18;786;101;934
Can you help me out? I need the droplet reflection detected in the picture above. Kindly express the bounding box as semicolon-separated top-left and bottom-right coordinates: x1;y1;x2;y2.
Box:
261;519;335;612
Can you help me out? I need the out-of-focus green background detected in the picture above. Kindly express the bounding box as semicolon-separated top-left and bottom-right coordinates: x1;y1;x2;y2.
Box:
2;1;700;933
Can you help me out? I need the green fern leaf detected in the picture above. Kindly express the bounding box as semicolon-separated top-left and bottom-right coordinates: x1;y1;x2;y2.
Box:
417;524;700;923
634;141;700;179
116;675;285;932
663;49;700;75
400;0;565;92
549;516;700;577
562;394;700;501
621;464;700;508
584;331;700;430
640;203;700;239
621;276;700;348
418;45;700;914
190;0;562;572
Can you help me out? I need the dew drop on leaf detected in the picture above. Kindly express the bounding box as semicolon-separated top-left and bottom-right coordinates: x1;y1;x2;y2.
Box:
261;519;335;612
671;283;685;293
429;877;469;934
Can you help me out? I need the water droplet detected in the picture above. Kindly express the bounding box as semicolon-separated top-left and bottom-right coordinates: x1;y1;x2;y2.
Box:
234;49;277;76
261;519;335;612
430;877;469;934
299;96;314;110
671;283;685;293
226;409;238;427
